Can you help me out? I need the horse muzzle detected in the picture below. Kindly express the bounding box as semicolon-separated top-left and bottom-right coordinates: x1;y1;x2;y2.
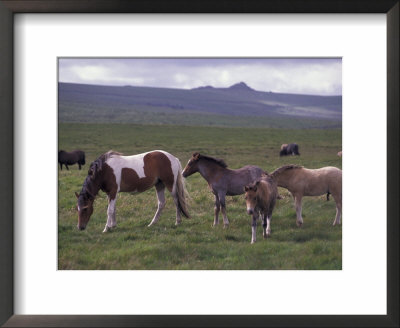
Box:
247;208;254;215
77;225;86;231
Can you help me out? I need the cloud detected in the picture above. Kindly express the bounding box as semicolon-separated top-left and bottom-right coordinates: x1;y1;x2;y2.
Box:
59;58;342;95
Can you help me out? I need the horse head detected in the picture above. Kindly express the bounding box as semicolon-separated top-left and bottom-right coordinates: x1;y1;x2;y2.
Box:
75;191;94;230
182;152;201;178
244;181;260;215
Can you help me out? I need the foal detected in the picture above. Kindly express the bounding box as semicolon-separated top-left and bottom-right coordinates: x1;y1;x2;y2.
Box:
244;175;278;244
182;152;265;227
271;165;342;227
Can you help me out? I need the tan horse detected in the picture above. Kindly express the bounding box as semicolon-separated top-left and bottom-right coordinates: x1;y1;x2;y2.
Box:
244;175;278;244
270;165;342;227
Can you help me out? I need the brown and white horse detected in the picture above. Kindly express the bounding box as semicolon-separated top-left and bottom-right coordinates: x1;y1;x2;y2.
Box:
75;150;190;232
270;164;342;227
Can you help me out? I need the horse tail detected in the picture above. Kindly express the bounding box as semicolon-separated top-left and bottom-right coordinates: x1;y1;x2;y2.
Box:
174;160;190;218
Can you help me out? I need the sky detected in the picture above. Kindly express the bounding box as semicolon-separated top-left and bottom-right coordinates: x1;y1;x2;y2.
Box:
58;58;342;96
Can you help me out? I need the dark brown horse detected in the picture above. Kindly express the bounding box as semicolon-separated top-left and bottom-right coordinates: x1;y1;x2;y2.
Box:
58;150;85;170
182;152;265;227
280;143;300;156
244;174;278;243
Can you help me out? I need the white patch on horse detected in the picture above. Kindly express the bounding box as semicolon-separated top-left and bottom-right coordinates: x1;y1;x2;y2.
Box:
106;152;151;191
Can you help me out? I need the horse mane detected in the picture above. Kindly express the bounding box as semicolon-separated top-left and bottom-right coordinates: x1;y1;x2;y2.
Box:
270;164;303;178
197;153;228;168
79;150;122;200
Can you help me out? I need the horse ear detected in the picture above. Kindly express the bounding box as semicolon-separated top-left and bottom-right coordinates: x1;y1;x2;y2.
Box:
193;153;200;160
75;192;79;199
244;186;249;192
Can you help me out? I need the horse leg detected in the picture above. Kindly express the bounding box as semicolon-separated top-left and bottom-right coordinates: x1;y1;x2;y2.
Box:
213;194;220;226
103;193;117;233
148;182;166;227
66;164;69;170
251;212;258;244
294;195;303;227
262;212;267;238
59;163;63;170
172;187;182;226
263;212;272;238
78;163;81;170
219;193;229;228
332;195;342;226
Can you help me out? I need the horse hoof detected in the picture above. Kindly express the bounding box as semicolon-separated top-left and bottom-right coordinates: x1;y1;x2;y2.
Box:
223;224;229;229
296;221;303;227
251;240;256;244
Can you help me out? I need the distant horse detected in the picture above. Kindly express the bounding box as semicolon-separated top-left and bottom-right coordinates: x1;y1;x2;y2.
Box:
182;152;265;227
280;143;300;156
337;151;342;157
58;150;85;170
244;174;278;244
270;165;342;227
75;150;190;232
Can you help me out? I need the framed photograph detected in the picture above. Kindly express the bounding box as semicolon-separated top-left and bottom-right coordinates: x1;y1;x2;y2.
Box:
1;1;398;327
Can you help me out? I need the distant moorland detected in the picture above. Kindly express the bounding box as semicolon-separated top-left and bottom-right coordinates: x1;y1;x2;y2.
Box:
58;82;342;129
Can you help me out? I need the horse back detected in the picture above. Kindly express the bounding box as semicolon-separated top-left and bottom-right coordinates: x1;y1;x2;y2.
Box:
303;167;342;195
225;165;264;195
107;151;177;193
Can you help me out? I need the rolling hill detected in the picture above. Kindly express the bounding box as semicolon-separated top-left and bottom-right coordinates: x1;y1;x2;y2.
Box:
58;82;342;128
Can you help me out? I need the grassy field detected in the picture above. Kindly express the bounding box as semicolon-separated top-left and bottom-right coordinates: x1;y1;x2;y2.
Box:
58;123;342;270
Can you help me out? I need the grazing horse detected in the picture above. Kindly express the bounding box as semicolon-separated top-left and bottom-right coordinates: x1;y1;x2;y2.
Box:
337;151;342;157
182;152;265;227
280;143;300;156
58;150;85;170
75;150;190;232
244;175;278;244
270;165;342;227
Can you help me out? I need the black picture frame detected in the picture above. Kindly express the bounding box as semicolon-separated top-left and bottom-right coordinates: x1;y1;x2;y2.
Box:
0;1;398;327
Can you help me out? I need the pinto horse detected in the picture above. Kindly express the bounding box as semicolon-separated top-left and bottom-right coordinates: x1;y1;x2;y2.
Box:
75;150;190;232
58;150;85;170
270;164;342;227
182;152;265;227
244;175;278;244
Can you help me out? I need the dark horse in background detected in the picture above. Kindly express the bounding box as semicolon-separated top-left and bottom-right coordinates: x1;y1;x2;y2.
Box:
58;150;85;170
182;152;265;227
280;143;300;156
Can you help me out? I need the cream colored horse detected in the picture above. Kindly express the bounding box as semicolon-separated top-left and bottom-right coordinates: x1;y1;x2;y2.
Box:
271;165;342;227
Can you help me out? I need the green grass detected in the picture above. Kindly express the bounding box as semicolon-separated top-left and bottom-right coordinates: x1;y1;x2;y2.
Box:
58;123;342;270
